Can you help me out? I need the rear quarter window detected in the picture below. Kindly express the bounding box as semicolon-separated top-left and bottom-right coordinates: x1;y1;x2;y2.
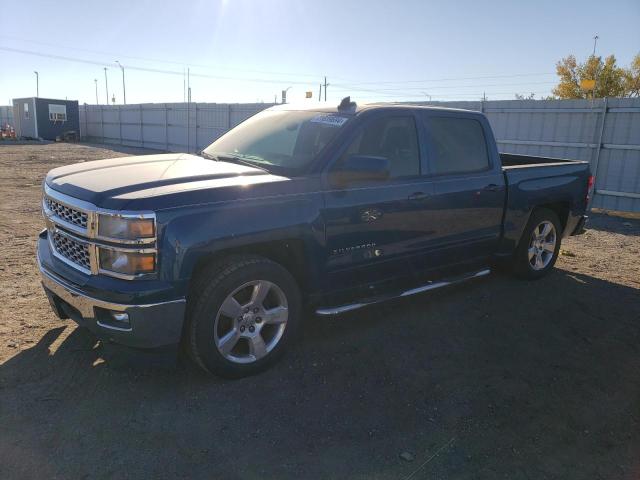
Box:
422;116;490;175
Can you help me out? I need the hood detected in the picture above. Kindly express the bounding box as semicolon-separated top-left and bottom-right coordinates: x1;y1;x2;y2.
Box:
45;153;292;210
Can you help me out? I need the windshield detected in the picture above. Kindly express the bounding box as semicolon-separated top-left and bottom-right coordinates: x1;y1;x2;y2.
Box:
202;110;351;175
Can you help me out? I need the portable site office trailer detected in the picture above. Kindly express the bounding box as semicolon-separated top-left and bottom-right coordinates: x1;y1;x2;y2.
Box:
12;97;79;140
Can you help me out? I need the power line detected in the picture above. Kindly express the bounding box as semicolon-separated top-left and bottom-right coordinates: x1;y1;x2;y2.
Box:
333;72;556;86
0;35;324;79
0;47;317;87
1;43;557;103
1;36;559;91
340;90;553;100
333;80;557;93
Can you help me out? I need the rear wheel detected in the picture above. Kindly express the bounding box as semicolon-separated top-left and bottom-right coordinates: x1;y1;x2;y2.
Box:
513;208;562;279
185;255;301;378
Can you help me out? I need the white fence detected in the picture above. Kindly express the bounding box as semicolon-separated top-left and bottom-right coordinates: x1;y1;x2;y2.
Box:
1;98;634;213
0;105;13;126
79;103;273;153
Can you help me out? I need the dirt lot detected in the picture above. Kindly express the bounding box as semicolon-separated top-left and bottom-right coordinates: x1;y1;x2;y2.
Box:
1;142;639;479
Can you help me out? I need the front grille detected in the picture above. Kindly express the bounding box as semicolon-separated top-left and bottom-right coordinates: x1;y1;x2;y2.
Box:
52;230;91;271
45;197;88;229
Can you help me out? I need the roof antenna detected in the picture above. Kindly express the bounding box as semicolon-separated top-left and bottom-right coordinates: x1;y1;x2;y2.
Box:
338;96;356;112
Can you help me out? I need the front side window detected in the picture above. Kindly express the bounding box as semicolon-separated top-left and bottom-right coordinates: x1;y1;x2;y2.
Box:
340;116;420;178
423;116;489;175
203;110;351;175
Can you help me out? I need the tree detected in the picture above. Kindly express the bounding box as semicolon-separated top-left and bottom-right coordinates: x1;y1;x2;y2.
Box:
623;54;640;97
515;92;536;100
552;53;640;99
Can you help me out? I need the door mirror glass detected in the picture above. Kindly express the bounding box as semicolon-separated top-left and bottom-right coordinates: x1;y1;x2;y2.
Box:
331;155;390;185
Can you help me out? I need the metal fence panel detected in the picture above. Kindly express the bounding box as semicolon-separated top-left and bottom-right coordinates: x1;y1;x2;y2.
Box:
5;98;640;212
0;105;14;126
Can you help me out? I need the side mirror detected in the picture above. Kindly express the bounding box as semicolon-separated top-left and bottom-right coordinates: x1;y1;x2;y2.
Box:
331;155;390;186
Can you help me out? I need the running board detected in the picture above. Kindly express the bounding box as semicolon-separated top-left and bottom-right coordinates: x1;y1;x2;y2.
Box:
315;268;491;316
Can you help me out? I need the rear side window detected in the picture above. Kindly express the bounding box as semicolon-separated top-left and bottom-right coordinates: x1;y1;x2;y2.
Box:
341;116;420;178
423;116;489;175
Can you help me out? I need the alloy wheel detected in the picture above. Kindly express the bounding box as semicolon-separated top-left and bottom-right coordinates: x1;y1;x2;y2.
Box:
213;280;288;364
528;221;557;271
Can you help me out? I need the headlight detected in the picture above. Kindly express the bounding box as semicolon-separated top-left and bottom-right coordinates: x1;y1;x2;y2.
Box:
98;214;155;240
98;248;156;276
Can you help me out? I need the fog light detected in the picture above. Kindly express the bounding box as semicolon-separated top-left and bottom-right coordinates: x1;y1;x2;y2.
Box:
111;312;130;324
95;307;132;331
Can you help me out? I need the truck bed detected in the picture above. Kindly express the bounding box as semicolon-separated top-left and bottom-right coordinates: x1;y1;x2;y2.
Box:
498;152;590;256
500;152;582;167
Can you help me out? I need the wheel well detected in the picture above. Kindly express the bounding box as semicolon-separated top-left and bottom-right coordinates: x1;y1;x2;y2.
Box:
534;202;570;233
190;239;309;293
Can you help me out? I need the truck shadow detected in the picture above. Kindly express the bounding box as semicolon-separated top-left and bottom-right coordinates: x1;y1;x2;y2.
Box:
586;212;640;237
1;269;639;479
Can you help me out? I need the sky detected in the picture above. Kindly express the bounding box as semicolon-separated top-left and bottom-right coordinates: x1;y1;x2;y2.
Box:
1;0;638;106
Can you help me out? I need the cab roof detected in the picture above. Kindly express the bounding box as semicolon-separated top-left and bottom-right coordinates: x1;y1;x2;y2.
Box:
268;100;478;116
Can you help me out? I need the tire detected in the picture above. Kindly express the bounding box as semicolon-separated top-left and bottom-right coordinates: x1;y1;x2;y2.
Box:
185;255;301;378
513;208;562;280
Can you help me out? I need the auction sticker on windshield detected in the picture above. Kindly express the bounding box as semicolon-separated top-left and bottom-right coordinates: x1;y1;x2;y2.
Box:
309;115;349;127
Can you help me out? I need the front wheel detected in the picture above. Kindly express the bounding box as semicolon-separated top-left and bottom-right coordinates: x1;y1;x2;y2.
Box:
185;255;301;378
513;208;562;280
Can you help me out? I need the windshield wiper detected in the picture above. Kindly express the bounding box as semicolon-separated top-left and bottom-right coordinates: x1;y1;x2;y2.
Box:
234;153;273;165
203;152;269;173
199;151;217;161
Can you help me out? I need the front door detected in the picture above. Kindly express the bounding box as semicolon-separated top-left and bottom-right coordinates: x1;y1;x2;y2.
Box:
320;113;434;294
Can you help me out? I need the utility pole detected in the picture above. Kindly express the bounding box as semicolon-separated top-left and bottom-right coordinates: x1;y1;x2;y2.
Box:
592;34;600;101
323;76;329;102
318;84;321;102
34;71;39;97
94;79;99;104
187;67;191;153
103;67;109;107
115;60;126;104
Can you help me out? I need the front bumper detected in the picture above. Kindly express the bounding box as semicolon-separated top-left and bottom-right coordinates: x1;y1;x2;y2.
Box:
38;241;186;349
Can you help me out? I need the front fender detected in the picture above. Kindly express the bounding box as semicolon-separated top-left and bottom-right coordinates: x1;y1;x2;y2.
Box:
157;193;325;288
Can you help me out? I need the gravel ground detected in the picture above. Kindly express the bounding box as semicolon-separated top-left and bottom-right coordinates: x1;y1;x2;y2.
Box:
1;142;639;479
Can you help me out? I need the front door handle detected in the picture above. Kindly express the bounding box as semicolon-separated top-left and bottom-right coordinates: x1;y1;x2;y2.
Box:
482;184;501;192
408;192;430;201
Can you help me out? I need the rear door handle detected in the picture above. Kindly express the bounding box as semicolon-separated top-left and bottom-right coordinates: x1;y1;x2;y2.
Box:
408;192;430;201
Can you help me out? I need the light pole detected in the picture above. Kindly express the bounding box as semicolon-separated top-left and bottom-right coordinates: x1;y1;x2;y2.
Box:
94;79;99;104
34;71;39;97
103;67;109;106
592;34;600;101
115;60;126;104
421;91;432;101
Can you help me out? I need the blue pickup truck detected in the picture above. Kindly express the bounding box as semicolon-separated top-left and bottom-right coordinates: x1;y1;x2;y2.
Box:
38;98;592;377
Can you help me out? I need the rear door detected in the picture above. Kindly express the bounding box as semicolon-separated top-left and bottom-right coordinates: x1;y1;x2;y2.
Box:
418;112;505;266
320;111;435;293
